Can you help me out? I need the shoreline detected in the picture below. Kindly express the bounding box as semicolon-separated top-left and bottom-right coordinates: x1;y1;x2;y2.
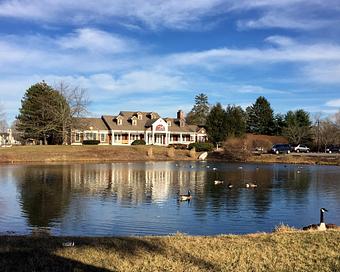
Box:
1;230;339;271
0;145;339;166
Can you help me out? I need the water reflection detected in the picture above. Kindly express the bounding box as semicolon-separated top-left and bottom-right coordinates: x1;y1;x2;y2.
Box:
1;162;339;236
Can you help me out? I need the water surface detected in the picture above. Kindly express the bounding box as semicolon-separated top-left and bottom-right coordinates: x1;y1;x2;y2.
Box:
0;161;339;236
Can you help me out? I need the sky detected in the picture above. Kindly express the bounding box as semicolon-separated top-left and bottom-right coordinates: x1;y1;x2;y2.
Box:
1;0;340;122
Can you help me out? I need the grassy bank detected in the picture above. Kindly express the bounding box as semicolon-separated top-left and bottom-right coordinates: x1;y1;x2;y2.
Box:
248;153;340;166
0;145;195;164
1;145;339;165
1;231;339;271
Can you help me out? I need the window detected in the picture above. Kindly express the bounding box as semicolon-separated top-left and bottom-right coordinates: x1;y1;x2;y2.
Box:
75;132;80;142
137;113;142;120
167;121;171;126
100;133;106;142
117;119;122;125
132;119;137;126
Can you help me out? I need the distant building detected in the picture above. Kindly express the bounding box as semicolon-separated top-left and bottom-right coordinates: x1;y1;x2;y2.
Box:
0;129;16;146
71;110;207;146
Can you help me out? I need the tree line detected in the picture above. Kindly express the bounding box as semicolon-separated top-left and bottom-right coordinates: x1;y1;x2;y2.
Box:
186;93;340;151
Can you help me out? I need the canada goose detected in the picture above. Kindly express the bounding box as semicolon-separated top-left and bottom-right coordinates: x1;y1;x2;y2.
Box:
297;170;301;174
238;166;243;170
245;182;257;188
190;165;194;168
179;190;192;201
303;208;338;231
227;183;233;189
212;167;217;171
214;180;224;185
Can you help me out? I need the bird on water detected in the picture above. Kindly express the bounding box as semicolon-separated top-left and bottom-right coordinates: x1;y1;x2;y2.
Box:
179;190;192;201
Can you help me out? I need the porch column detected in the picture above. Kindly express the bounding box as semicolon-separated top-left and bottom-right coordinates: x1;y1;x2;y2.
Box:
128;132;131;144
180;133;183;143
111;131;115;145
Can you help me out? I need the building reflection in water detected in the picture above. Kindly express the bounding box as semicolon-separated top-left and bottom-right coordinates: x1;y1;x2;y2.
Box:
68;162;207;206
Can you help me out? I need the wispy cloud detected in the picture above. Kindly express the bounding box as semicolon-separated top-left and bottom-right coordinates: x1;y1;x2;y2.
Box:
57;28;137;54
326;99;340;107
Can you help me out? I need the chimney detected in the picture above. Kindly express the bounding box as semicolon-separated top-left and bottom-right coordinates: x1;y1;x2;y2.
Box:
177;110;185;120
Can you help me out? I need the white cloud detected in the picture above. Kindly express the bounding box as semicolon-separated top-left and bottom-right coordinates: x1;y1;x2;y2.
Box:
57;28;136;54
167;38;340;68
0;0;339;31
326;99;340;107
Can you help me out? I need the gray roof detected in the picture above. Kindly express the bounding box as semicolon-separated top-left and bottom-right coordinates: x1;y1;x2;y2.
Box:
102;111;201;133
73;117;109;130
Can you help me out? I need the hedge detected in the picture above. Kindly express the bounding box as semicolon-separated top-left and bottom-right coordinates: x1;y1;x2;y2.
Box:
188;142;214;152
131;139;146;145
83;140;100;145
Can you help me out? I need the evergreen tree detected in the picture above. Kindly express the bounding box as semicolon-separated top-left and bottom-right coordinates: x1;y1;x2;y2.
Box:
205;103;228;145
246;96;274;135
283;109;312;145
16;81;70;144
186;93;209;125
225;105;247;137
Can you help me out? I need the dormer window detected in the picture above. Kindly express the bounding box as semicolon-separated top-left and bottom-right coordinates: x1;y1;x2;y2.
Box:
149;112;156;119
131;116;137;126
137;112;142;120
167;120;172;126
116;116;123;125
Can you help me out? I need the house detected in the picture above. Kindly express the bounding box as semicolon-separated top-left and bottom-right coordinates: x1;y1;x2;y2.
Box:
0;129;16;146
71;110;207;146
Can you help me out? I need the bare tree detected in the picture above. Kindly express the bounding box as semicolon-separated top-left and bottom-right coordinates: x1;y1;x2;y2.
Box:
54;81;90;144
319;119;339;151
0;104;8;133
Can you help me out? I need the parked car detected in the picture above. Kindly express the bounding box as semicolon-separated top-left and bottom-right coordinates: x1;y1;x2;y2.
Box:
325;145;340;153
270;144;291;154
293;144;310;153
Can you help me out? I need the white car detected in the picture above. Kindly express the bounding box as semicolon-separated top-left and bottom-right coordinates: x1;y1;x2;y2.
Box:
294;144;310;153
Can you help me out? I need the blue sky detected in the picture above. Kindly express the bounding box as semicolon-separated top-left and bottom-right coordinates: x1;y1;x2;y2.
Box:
1;0;340;122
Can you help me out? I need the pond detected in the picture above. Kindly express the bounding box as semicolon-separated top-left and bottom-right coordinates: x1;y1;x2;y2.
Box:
0;161;339;236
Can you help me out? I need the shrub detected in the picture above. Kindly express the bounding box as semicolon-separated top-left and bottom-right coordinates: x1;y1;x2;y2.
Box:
223;137;251;161
188;142;214;152
168;144;188;150
131;139;146;145
83;140;100;145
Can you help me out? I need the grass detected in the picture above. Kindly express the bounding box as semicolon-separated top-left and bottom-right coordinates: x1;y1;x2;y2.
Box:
1;231;339;271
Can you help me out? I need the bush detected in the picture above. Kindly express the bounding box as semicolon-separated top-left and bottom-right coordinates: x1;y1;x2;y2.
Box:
223;137;251;161
83;140;100;145
168;144;188;150
188;142;214;152
131;139;146;145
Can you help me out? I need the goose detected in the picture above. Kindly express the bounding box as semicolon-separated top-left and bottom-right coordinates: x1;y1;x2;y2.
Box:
212;167;217;171
238;166;243;170
303;208;338;231
227;183;233;189
245;182;257;188
214;180;224;185
179;190;192;201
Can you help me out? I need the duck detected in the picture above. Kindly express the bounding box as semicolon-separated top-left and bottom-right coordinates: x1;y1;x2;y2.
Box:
179;190;192;201
212;167;217;171
214;180;224;185
303;208;339;231
238;166;243;170
227;183;233;189
245;182;257;188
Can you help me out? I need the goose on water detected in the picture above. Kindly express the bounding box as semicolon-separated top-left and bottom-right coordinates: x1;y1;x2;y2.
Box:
245;182;257;188
214;180;224;185
179;190;192;201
